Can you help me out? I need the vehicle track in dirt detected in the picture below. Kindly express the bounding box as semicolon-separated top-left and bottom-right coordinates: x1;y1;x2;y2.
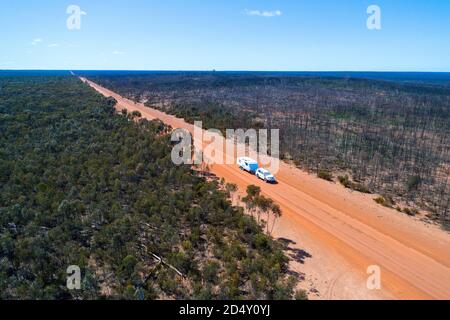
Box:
81;77;450;300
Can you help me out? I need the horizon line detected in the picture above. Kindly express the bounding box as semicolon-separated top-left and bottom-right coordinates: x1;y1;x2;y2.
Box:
2;69;450;74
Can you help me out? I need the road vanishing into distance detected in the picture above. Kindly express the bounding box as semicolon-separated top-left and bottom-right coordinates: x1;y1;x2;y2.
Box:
81;77;450;300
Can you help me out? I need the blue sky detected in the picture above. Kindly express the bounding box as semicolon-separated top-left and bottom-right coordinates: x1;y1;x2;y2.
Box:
0;0;449;71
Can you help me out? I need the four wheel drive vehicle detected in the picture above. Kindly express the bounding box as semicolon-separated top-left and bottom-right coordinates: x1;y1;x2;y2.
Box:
256;168;277;183
237;157;259;173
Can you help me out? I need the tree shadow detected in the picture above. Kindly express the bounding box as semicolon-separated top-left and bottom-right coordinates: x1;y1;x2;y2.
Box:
289;248;312;265
278;237;296;246
278;237;312;265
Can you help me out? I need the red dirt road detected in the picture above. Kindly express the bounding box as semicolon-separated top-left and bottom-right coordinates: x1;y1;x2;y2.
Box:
81;77;450;300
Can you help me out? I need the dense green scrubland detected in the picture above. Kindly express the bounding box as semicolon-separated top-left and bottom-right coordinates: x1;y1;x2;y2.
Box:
0;75;300;299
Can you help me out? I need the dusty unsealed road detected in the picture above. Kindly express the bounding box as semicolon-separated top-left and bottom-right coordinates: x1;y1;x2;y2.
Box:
81;77;450;300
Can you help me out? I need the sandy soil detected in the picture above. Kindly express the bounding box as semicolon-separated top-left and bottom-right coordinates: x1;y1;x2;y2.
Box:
81;77;450;300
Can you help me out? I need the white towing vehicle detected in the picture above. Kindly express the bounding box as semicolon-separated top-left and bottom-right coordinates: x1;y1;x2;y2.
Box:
255;168;277;184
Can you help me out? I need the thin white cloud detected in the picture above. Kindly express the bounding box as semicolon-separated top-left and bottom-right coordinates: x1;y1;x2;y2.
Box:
31;38;43;46
245;9;282;17
112;50;125;55
48;43;60;48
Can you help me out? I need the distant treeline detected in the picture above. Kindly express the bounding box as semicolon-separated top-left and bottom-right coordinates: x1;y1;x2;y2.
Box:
85;72;450;229
0;75;301;299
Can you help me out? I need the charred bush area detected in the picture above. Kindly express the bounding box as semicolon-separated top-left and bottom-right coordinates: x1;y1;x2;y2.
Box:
87;72;449;228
